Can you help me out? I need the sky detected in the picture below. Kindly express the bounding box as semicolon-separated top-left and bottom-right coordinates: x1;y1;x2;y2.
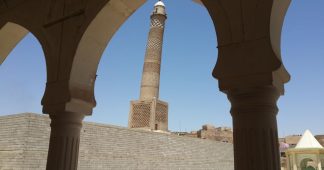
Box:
0;0;324;137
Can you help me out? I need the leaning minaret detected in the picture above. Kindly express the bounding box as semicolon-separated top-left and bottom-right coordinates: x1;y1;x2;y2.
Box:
128;0;168;131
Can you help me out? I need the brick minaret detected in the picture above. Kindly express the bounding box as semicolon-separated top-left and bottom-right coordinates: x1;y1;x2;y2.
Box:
128;0;168;131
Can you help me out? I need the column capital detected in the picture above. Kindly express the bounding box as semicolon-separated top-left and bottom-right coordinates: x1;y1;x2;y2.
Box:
201;0;291;94
227;86;280;117
49;111;85;135
42;80;96;115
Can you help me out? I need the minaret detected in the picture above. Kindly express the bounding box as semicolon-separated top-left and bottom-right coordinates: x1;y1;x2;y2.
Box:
128;0;168;131
140;0;166;100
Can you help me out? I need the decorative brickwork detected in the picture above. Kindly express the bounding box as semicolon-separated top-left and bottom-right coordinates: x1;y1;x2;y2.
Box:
156;101;167;122
138;4;166;101
147;38;162;50
129;99;168;131
150;17;165;28
143;62;161;73
130;102;151;128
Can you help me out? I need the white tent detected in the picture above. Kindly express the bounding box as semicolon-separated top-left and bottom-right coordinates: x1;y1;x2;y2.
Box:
286;130;324;170
296;130;323;149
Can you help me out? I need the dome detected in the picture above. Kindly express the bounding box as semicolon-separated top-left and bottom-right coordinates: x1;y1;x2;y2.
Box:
154;1;165;7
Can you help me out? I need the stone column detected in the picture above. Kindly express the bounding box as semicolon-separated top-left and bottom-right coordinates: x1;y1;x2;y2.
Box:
46;112;84;170
227;86;281;170
202;0;291;168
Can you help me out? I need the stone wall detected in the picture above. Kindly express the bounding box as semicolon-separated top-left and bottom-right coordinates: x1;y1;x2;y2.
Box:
0;113;51;169
284;135;302;147
315;135;324;147
197;124;233;143
0;114;29;169
0;113;234;170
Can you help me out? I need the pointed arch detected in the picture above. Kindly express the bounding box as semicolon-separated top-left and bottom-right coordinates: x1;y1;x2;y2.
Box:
0;22;49;73
0;22;47;114
68;0;146;113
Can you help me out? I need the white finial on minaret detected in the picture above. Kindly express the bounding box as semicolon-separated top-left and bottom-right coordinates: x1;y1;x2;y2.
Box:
154;0;165;7
153;0;166;16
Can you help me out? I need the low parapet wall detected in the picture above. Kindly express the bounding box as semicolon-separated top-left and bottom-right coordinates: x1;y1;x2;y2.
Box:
0;113;234;170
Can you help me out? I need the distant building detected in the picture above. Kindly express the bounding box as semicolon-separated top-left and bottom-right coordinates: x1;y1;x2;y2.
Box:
173;124;233;143
316;135;324;148
284;135;303;148
285;130;324;170
197;124;233;143
172;131;198;138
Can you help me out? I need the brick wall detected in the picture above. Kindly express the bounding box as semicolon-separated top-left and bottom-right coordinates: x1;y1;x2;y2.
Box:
0;113;234;170
0;114;29;169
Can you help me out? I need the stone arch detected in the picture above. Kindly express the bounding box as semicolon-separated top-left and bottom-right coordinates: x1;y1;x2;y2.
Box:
69;0;146;114
199;0;291;93
0;22;29;64
0;21;48;114
68;0;222;115
69;0;292;111
68;0;292;114
0;22;49;75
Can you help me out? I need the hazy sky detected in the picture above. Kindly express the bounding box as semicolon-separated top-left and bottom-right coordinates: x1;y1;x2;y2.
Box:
1;0;323;137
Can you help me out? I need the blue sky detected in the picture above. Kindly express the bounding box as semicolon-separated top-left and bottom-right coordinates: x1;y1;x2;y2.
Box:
0;0;323;137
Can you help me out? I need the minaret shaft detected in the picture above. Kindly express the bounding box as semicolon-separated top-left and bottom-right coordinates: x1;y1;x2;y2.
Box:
140;14;166;100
